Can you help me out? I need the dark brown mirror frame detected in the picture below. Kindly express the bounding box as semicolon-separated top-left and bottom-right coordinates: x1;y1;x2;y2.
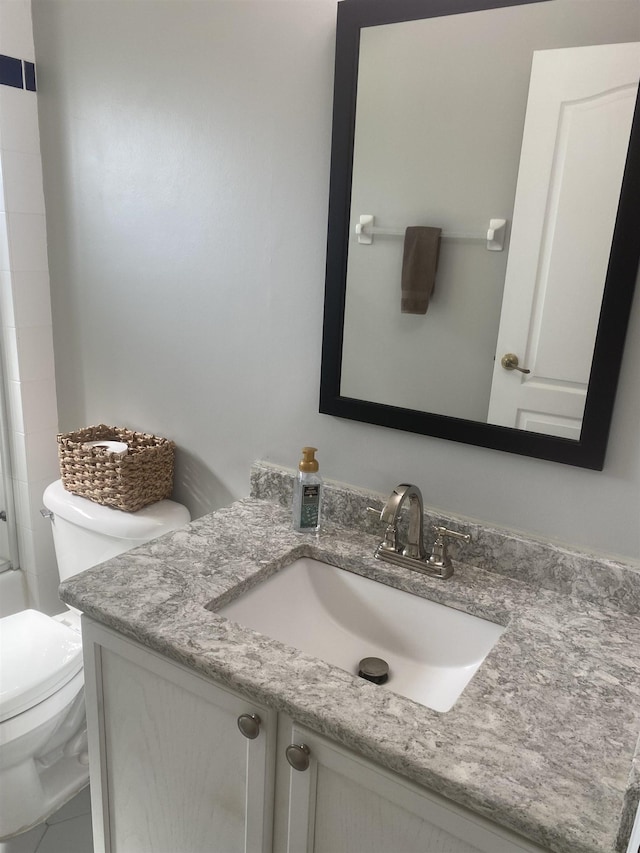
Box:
319;0;640;470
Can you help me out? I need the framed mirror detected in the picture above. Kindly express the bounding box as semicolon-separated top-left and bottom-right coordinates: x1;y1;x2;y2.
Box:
320;0;640;469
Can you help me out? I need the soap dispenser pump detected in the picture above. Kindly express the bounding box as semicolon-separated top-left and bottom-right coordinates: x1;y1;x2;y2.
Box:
292;447;323;533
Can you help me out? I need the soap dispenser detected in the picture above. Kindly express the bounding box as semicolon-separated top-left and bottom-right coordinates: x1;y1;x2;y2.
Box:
292;447;323;533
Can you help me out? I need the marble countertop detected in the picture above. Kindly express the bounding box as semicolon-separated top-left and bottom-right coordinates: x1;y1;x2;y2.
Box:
59;497;640;853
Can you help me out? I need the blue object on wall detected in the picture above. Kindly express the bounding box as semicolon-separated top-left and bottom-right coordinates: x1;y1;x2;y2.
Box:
0;54;23;89
24;61;36;91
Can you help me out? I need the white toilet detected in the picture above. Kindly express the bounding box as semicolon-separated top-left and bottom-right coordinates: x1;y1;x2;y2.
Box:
0;480;190;839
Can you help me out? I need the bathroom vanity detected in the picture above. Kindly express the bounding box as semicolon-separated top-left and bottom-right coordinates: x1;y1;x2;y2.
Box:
60;464;640;853
82;620;547;853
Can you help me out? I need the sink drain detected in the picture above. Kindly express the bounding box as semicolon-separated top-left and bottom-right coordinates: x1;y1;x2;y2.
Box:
358;657;389;685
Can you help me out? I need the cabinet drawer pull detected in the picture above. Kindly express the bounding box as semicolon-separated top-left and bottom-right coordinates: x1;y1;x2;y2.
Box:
237;713;261;739
286;743;311;771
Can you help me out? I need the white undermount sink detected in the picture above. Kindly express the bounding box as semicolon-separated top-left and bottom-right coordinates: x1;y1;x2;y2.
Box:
217;558;504;712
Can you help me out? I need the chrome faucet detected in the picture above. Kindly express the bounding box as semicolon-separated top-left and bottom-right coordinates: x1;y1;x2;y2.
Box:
377;483;427;560
370;484;470;579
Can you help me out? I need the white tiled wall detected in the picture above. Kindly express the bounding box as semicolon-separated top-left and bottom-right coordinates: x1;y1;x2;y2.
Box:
0;0;61;614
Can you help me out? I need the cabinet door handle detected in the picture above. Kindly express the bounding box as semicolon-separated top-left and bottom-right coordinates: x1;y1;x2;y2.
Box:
286;743;311;771
237;713;261;740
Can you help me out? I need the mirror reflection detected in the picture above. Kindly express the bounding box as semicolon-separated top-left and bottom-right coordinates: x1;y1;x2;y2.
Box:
339;1;639;440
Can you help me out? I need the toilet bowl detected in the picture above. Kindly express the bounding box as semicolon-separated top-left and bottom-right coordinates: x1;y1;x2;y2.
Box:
0;610;86;839
0;481;190;839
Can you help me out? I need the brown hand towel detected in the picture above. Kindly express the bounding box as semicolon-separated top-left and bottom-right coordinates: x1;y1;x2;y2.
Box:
401;226;442;315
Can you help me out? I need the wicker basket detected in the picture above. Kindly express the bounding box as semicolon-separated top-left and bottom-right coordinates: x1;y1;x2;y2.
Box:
58;425;176;512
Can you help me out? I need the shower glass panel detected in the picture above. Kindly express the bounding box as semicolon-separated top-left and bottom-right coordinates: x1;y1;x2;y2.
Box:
0;346;19;572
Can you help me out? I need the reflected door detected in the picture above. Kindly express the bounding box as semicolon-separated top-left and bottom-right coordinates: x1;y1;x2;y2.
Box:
487;42;640;437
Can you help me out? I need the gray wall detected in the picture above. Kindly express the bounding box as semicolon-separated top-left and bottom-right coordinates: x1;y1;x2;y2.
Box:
32;0;640;561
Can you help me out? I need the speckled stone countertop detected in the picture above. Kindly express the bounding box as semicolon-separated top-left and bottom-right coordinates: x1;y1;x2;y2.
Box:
59;466;640;853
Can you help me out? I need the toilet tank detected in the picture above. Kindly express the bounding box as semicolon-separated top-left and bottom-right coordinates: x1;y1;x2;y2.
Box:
43;480;191;582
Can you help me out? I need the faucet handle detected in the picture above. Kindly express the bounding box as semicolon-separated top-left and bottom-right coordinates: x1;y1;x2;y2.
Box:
433;526;471;544
428;526;471;576
367;506;398;552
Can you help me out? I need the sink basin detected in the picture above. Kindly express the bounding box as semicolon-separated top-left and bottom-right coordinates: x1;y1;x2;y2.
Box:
217;558;504;712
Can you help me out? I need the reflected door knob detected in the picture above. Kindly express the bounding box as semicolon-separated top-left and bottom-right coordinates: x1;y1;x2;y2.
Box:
500;353;530;374
237;713;261;740
285;743;311;771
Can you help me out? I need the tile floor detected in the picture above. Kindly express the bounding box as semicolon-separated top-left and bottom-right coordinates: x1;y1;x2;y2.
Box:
0;787;93;853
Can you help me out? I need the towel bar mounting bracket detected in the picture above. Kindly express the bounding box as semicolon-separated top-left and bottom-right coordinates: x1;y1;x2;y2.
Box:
355;214;507;251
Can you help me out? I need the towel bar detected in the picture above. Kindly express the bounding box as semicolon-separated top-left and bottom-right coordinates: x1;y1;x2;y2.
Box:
355;215;507;251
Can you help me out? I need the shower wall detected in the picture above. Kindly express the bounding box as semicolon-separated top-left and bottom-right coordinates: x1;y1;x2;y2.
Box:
0;0;61;615
0;486;9;571
0;362;15;570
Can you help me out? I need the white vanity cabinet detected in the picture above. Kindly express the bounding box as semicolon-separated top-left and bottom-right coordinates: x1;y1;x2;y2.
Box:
83;620;277;853
272;718;547;853
83;619;548;853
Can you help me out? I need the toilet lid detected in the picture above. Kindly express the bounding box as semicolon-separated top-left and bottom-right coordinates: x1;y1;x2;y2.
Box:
0;609;83;722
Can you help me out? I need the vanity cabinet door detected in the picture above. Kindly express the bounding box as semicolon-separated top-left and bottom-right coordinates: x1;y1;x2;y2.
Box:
83;620;276;853
275;720;547;853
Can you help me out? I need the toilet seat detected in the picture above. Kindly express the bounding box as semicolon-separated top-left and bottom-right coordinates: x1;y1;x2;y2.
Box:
0;610;83;723
0;668;84;746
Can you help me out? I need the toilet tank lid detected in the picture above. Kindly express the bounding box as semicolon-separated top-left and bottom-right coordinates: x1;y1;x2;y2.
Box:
43;480;191;541
0;609;83;722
